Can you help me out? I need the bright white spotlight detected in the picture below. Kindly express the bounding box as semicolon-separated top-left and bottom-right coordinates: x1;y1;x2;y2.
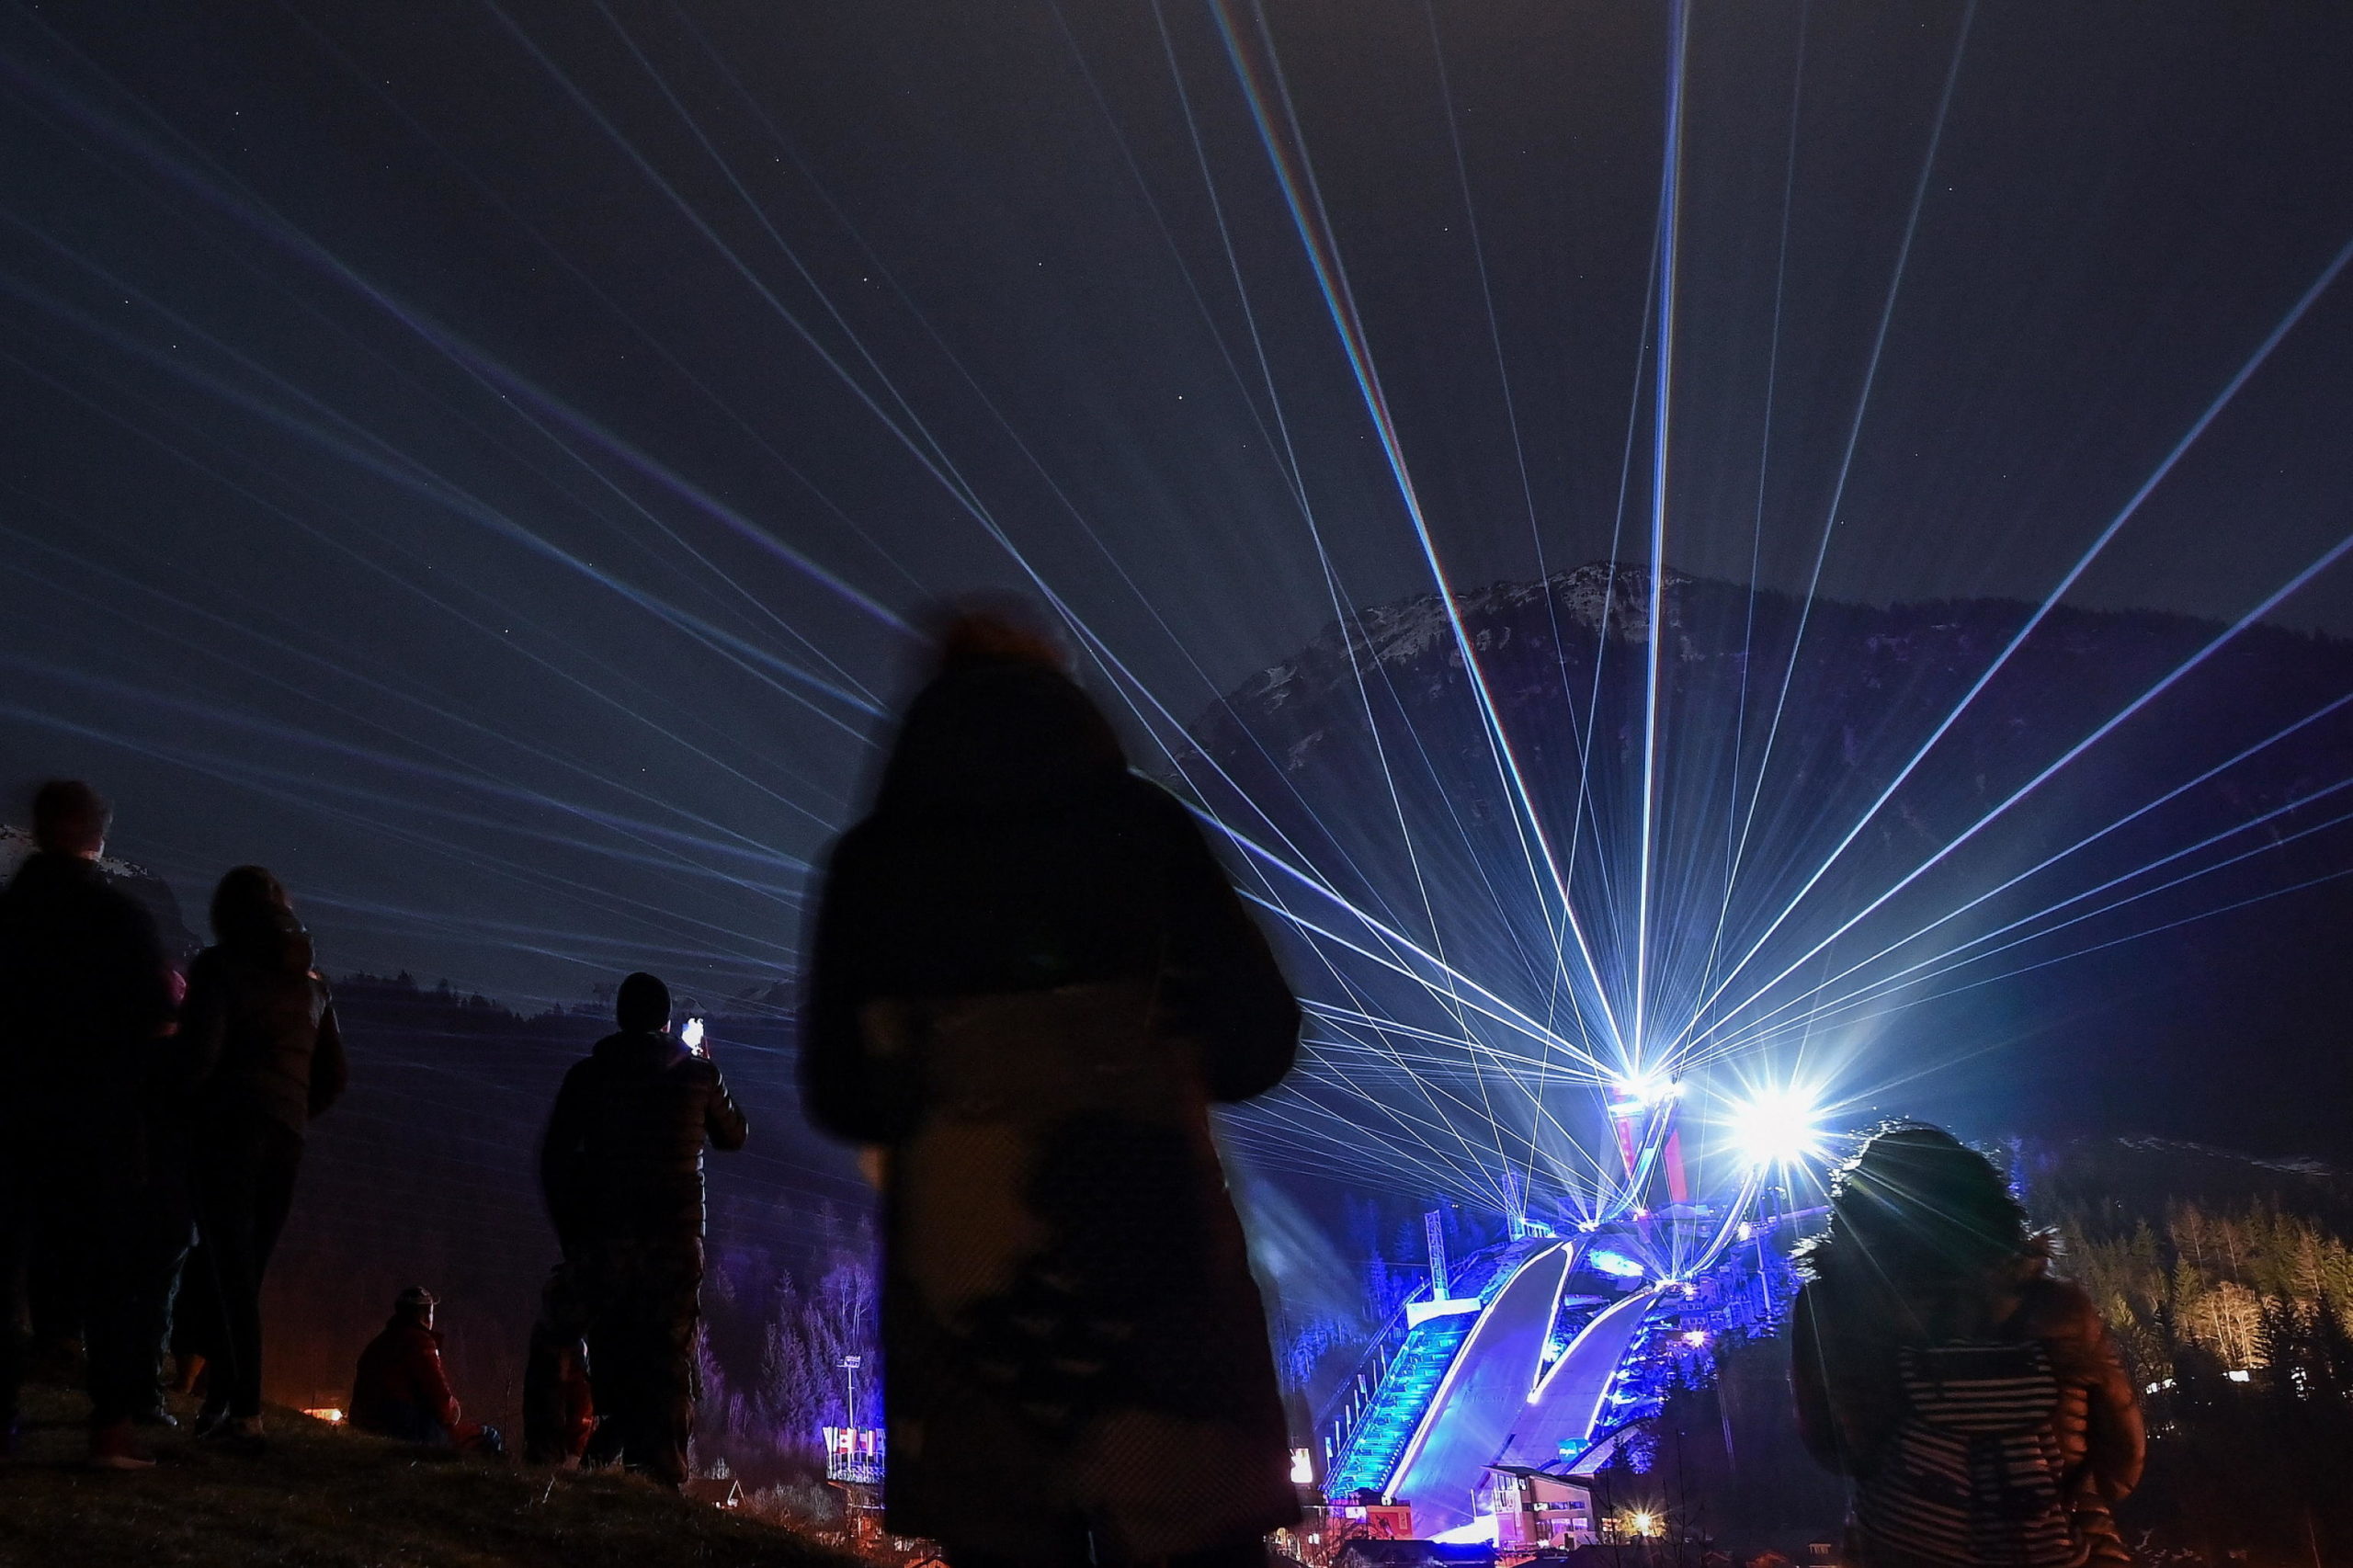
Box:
1608;1070;1677;1114
1725;1085;1824;1169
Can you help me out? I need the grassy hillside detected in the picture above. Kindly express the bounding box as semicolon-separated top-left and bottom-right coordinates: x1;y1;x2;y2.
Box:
0;1380;857;1568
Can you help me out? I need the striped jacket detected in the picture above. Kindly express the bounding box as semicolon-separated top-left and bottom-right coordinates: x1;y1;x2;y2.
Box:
1791;1246;2144;1565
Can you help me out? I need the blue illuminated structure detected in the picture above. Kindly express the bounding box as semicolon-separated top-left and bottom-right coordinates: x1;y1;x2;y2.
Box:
1386;1243;1573;1520
1325;1301;1481;1496
1322;1238;1528;1498
1317;1158;1809;1534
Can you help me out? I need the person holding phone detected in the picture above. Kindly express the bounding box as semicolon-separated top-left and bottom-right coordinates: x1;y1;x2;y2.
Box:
538;971;745;1487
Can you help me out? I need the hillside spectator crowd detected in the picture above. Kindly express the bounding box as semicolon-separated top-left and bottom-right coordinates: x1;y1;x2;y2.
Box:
0;778;745;1483
0;780;347;1468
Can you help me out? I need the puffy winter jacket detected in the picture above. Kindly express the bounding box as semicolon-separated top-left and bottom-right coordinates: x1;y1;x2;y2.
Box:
0;851;176;1098
351;1317;461;1437
1792;1243;2145;1565
0;852;182;1199
182;915;347;1134
540;1029;746;1252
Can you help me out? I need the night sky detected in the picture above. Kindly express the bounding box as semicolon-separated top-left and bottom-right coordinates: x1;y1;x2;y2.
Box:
5;0;2352;1062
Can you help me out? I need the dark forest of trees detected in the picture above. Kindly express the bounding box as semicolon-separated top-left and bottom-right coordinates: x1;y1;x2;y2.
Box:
2043;1142;2353;1565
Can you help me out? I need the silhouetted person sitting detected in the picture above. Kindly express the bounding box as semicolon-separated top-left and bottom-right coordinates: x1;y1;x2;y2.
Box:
799;610;1303;1568
350;1286;501;1453
1791;1124;2145;1568
176;866;347;1449
522;1263;596;1467
540;972;745;1487
0;780;183;1469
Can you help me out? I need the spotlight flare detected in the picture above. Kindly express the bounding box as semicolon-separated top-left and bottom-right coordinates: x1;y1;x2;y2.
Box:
1724;1085;1824;1169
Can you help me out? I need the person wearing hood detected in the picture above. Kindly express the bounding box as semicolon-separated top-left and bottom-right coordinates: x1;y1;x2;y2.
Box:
798;609;1302;1568
177;865;347;1449
540;971;745;1486
1790;1124;2144;1568
0;780;182;1469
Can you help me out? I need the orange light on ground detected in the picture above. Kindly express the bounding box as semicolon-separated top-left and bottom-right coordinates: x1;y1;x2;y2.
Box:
302;1407;346;1424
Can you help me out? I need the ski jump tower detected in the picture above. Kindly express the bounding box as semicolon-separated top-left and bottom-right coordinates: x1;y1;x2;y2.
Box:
1318;1079;1795;1535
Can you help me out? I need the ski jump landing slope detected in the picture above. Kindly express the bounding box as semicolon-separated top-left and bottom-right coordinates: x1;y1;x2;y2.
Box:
1382;1242;1571;1534
1501;1285;1662;1470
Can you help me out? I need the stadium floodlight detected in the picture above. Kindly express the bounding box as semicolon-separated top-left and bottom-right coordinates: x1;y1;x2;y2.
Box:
1724;1085;1825;1169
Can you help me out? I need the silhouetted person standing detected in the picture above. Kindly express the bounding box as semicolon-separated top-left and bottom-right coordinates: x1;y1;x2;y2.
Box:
800;612;1302;1568
540;971;745;1487
1792;1125;2145;1567
177;866;347;1449
0;781;181;1468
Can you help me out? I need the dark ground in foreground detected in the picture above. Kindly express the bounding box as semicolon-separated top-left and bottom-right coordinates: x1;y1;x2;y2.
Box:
0;1380;856;1568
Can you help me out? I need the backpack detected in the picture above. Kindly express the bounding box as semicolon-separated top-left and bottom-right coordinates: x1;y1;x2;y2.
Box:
1854;1338;2085;1567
